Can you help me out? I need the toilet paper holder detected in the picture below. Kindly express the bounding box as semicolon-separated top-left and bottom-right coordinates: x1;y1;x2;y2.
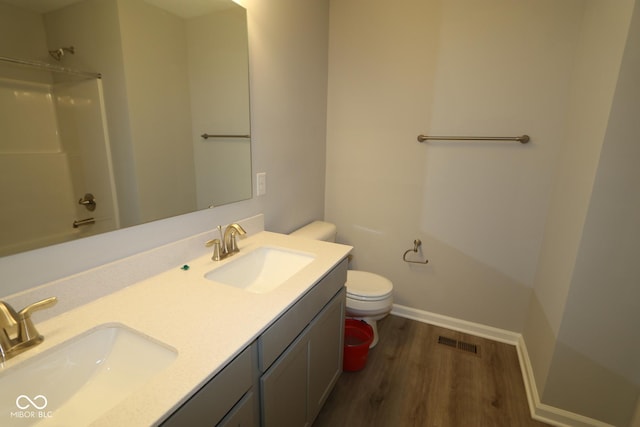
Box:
403;239;429;264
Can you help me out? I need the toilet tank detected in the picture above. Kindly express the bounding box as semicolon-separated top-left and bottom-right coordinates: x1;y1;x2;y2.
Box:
290;221;337;242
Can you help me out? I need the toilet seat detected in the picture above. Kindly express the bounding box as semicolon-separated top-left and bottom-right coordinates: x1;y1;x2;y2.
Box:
346;270;393;302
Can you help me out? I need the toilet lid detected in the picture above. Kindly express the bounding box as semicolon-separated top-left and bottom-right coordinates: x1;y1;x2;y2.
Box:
346;270;393;300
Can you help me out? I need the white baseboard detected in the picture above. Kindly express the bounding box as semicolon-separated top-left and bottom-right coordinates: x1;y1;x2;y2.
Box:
516;336;615;427
390;304;520;345
391;304;615;427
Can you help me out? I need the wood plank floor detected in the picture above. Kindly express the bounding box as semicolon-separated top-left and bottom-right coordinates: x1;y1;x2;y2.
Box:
313;315;550;427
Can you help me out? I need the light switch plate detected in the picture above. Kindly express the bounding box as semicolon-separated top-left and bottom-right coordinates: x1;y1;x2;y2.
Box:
256;172;266;196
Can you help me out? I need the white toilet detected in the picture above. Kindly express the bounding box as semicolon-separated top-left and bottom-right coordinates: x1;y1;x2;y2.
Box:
290;221;393;347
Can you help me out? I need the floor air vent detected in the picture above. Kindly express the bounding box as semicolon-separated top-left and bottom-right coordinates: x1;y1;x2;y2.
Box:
437;336;479;355
457;341;478;354
437;336;458;348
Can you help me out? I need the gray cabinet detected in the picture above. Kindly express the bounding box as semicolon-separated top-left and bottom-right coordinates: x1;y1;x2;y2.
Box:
307;291;345;422
162;257;347;427
161;343;258;427
259;259;347;427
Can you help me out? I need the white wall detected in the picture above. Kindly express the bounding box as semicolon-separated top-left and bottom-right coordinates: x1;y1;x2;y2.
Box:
0;0;330;296
523;0;635;410
534;1;640;424
0;2;48;63
187;6;252;208
243;0;330;232
527;0;634;347
117;0;197;223
325;0;638;424
325;0;584;332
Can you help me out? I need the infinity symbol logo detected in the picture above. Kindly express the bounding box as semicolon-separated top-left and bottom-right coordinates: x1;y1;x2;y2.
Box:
15;395;48;410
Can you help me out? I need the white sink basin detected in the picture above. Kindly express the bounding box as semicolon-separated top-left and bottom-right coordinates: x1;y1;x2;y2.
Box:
204;246;315;293
0;324;176;426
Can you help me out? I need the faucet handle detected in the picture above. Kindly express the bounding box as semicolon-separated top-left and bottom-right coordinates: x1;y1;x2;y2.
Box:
0;302;19;356
205;238;223;261
16;297;57;346
17;297;57;320
0;301;18;328
227;230;241;253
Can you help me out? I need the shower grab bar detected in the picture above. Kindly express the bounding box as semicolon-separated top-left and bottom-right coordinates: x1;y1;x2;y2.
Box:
417;134;530;144
201;133;251;140
0;55;101;79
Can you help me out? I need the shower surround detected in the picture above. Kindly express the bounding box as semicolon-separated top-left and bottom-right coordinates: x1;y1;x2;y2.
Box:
0;73;118;256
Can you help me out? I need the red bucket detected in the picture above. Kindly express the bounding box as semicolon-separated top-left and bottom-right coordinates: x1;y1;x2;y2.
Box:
343;319;374;371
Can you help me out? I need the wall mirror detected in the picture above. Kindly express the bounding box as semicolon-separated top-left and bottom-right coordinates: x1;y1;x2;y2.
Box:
0;0;252;257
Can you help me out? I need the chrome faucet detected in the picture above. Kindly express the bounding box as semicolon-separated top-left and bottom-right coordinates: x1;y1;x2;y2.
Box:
205;223;247;261
0;297;57;362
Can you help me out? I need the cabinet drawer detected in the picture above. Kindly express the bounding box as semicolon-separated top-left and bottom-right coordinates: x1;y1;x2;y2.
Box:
162;343;256;427
258;258;347;372
218;390;257;427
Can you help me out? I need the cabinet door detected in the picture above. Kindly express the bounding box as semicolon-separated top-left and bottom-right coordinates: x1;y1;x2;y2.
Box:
260;335;309;427
307;288;345;422
260;288;346;427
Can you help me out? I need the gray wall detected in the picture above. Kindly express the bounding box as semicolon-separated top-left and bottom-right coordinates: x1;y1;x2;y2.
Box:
324;0;639;424
529;2;640;424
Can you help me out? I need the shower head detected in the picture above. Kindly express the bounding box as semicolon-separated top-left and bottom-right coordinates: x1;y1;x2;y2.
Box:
48;46;75;61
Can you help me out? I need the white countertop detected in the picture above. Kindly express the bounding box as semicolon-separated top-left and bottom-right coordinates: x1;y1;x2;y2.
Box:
4;231;351;426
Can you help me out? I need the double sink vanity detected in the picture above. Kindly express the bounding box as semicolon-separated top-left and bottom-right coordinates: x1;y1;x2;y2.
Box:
0;222;352;426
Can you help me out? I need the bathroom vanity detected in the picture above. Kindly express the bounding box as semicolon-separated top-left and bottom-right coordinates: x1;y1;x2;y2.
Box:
163;259;347;426
0;225;351;427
